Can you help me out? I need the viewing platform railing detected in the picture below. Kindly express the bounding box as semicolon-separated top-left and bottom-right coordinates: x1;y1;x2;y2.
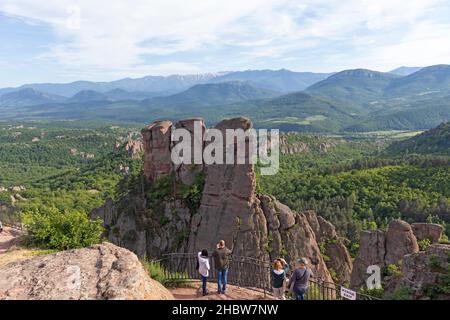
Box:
155;253;379;300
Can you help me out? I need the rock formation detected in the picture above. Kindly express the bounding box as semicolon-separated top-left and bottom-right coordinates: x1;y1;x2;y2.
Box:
141;120;173;183
173;118;205;185
92;117;358;285
386;244;450;299
304;210;353;284
125;139;143;159
350;230;386;289
385;220;419;265
0;243;174;300
350;219;441;291
412;223;444;243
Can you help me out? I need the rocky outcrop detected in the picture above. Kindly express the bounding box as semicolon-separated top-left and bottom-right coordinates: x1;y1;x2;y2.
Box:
350;219;423;290
0;243;174;300
93;117;351;285
412;223;444;243
350;230;386;289
188;118;264;257
141;120;173;183
304;210;352;284
385;220;419;265
173;118;205;185
258;196;333;282
386;244;450;300
125;140;143;159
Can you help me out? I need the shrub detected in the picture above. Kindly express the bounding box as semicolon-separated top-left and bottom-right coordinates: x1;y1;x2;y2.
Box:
180;172;205;212
141;258;191;287
423;266;450;299
358;287;384;299
390;287;412;300
142;259;168;284
428;254;443;270
23;207;104;250
418;238;431;251
383;264;402;277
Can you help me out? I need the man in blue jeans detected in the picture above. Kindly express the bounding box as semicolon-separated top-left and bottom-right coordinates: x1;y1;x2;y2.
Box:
212;240;232;294
289;257;313;300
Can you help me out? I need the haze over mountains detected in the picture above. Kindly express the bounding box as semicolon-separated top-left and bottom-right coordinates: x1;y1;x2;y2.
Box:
1;64;450;133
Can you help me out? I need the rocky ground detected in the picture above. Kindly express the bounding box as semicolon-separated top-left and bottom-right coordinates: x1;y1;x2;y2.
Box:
0;241;174;300
170;282;274;300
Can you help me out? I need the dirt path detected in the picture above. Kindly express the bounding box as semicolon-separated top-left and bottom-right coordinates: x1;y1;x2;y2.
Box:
170;281;274;300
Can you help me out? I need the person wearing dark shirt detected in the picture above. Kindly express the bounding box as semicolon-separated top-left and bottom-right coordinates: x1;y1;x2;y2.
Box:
212;240;232;294
271;259;288;299
289;257;313;300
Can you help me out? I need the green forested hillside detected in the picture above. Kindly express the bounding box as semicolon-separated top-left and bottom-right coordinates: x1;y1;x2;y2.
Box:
258;131;450;246
305;69;399;112
386;121;450;155
386;65;450;97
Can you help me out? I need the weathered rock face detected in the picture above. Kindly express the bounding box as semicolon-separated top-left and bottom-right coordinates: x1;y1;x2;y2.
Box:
141;120;173;183
173;118;205;185
188;118;273;267
350;219;427;290
125;140;143;159
304;210;352;284
0;243;174;300
350;230;386;289
385;220;419;265
386;244;450;300
412;223;444;243
258;196;333;282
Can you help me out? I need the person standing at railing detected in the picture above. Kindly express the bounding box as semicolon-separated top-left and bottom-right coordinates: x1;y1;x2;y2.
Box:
289;257;313;300
197;249;210;296
212;240;232;294
271;259;288;300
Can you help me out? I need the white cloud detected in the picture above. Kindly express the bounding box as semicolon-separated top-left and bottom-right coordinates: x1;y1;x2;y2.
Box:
1;0;449;79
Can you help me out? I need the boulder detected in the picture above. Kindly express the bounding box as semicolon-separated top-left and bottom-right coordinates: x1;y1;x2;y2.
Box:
412;223;444;243
0;243;174;300
385;220;419;265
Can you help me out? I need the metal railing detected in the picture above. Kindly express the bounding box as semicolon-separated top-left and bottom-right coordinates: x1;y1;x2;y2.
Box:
154;253;379;300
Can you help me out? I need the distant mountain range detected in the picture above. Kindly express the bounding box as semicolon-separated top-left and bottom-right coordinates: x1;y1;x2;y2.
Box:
0;88;65;107
1;65;449;133
0;69;330;98
389;66;423;76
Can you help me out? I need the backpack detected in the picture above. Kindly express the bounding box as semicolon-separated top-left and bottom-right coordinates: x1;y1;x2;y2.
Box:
289;268;308;292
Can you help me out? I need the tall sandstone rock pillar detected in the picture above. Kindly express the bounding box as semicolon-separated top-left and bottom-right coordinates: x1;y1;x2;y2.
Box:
187;117;335;283
174;118;205;185
141;120;173;183
187;118;267;258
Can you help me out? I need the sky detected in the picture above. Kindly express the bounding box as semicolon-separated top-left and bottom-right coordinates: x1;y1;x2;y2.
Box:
1;0;450;87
